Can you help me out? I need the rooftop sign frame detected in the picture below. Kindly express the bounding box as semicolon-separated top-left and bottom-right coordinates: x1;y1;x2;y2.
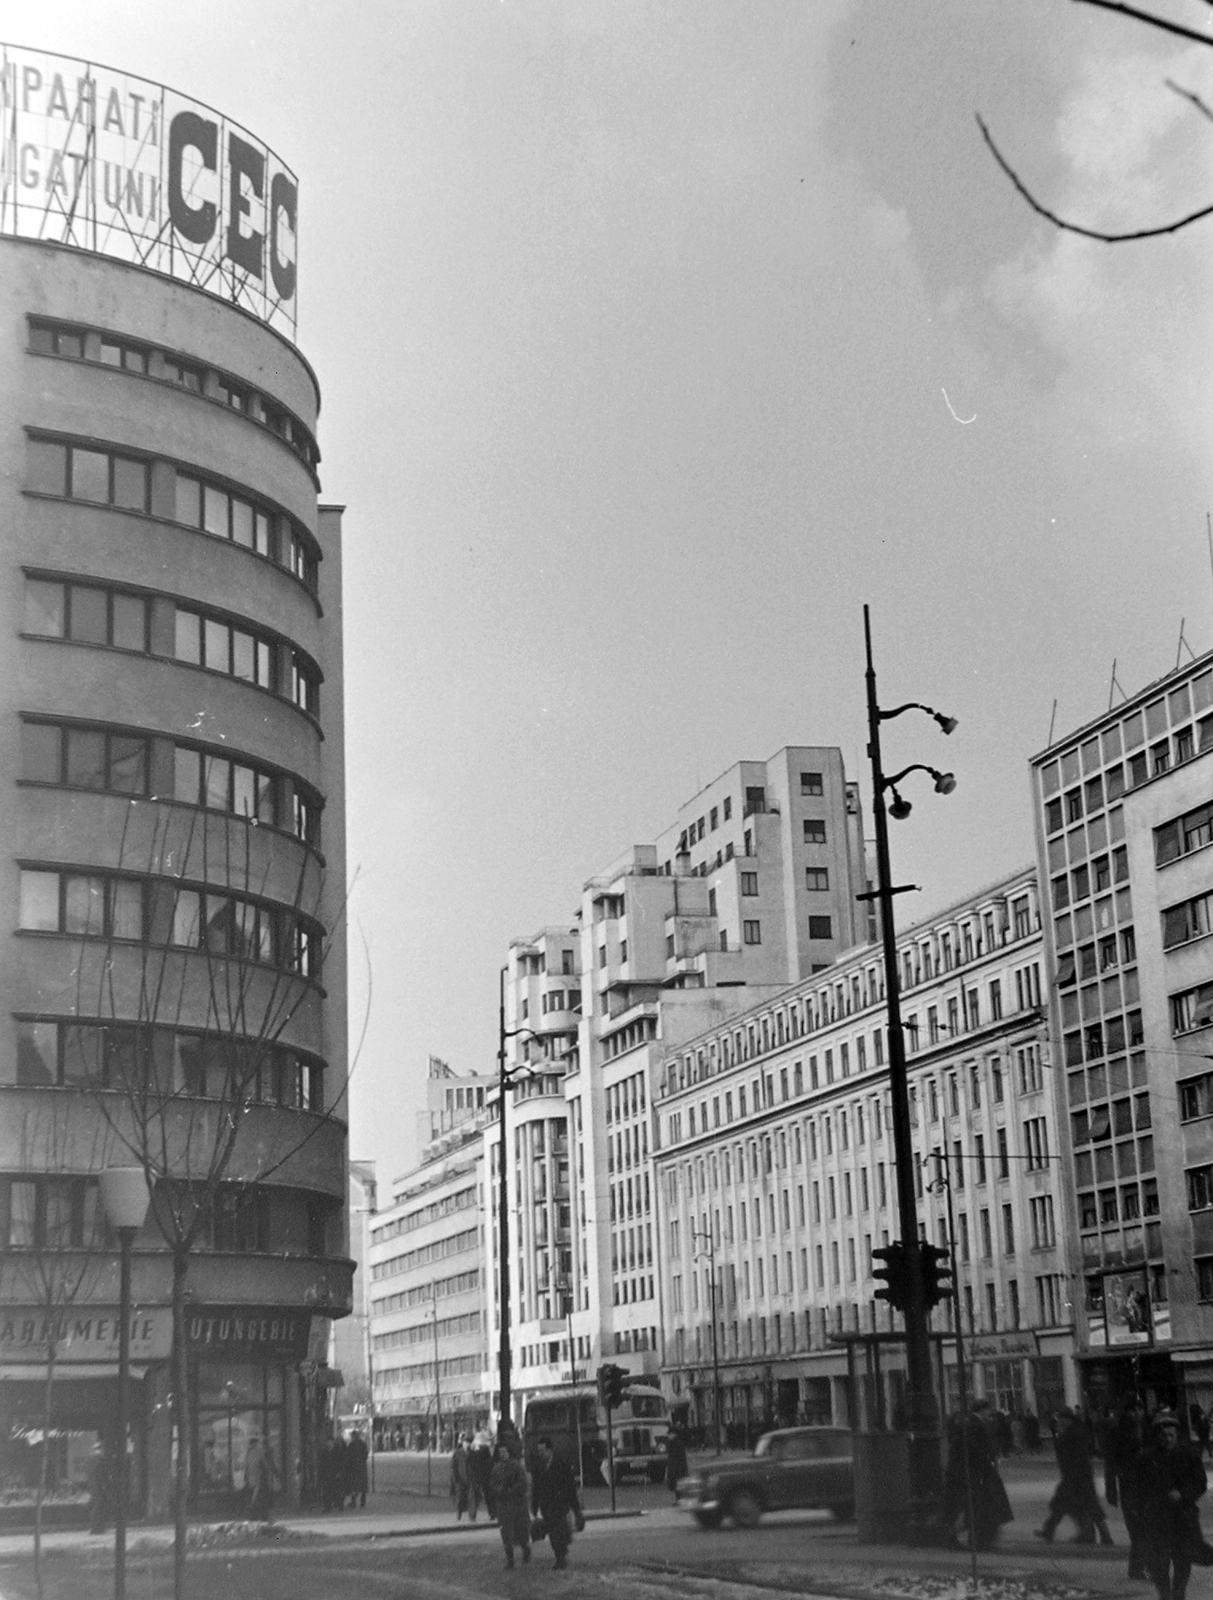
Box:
0;43;299;338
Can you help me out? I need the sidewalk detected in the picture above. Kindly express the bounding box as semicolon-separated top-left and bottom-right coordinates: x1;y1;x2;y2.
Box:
0;1498;641;1562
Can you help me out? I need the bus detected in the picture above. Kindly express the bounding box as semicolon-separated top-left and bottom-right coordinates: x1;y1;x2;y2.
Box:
522;1380;671;1484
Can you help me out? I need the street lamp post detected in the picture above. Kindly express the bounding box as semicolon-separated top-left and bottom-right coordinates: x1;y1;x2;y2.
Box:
691;1224;722;1455
861;604;957;1540
98;1167;152;1600
496;966;538;1437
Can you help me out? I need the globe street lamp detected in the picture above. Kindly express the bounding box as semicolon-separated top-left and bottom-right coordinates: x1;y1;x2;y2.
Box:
861;605;957;1541
98;1167;152;1600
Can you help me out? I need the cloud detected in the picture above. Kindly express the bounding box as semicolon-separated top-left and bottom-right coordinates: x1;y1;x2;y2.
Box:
982;40;1213;458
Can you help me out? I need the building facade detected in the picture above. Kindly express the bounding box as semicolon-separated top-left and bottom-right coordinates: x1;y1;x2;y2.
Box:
369;1109;491;1448
0;48;349;1517
1031;649;1213;1411
487;749;872;1424
654;867;1075;1439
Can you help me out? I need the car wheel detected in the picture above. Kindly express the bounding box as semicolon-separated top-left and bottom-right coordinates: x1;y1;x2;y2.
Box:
693;1510;722;1529
829;1502;856;1522
728;1490;762;1528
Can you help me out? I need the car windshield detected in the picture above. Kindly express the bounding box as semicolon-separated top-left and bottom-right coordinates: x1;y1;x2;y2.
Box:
754;1435;773;1458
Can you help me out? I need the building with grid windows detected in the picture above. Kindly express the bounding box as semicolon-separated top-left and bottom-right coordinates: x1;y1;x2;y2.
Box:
653;866;1075;1440
1030;650;1213;1413
487;750;873;1425
0;48;348;1519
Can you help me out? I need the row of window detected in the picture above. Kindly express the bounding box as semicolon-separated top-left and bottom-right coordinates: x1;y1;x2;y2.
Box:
369;1185;478;1245
369;1269;480;1316
663;901;1039;1099
1039;673;1213;800
24;577;322;719
0;1174;330;1256
371;1311;481;1353
29;319;321;473
370;1227;481;1282
26;437;320;597
20;718;322;848
18;868;322;979
12;1018;324;1110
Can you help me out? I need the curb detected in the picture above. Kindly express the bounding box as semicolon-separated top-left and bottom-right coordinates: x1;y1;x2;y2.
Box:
364;1509;645;1541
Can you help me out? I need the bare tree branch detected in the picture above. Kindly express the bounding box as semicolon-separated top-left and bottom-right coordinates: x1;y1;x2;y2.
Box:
976;111;1213;240
1074;0;1213;51
1167;76;1213;125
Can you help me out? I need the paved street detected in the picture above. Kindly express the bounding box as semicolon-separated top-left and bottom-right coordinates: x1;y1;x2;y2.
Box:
0;1456;1209;1600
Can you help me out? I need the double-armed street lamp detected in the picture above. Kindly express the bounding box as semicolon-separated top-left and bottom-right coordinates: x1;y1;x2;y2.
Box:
690;1223;723;1455
496;966;539;1436
98;1166;152;1600
861;605;957;1540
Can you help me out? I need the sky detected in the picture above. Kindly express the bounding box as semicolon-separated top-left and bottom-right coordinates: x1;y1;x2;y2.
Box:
16;0;1213;1187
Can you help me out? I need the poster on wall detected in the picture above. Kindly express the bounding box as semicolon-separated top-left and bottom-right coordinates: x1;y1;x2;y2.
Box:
1104;1269;1152;1347
0;43;298;337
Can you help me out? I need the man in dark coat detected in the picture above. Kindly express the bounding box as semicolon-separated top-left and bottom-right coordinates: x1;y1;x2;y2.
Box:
1106;1396;1148;1579
1036;1408;1113;1544
347;1429;369;1508
942;1405;1013;1551
1139;1409;1208;1600
531;1436;583;1571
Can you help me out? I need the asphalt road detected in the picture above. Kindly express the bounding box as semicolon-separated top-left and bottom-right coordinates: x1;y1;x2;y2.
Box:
0;1456;1203;1600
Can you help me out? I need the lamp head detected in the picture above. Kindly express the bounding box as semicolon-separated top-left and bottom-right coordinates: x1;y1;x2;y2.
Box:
99;1166;152;1232
888;789;913;821
933;771;957;796
935;713;958;736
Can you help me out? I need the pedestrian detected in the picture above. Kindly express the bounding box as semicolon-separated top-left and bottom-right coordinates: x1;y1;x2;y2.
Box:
450;1433;472;1519
87;1440;112;1533
488;1441;531;1569
531;1436;584;1571
347;1428;369;1509
942;1405;1014;1551
1139;1408;1208;1600
665;1427;689;1501
1023;1410;1041;1454
468;1431;493;1521
995;1409;1014;1459
326;1432;349;1513
1036;1408;1114;1545
1106;1395;1149;1579
244;1433;278;1522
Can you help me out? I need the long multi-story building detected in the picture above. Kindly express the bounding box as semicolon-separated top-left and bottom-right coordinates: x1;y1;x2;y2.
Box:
369;1103;492;1447
1030;648;1213;1413
487;749;873;1424
0;47;349;1517
654;867;1074;1439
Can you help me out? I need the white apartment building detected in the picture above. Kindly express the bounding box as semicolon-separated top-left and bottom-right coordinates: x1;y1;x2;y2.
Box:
487;749;873;1423
654;867;1076;1441
368;1107;491;1448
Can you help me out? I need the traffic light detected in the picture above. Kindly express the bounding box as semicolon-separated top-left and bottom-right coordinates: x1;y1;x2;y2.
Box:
921;1242;954;1308
597;1362;626;1409
872;1242;910;1313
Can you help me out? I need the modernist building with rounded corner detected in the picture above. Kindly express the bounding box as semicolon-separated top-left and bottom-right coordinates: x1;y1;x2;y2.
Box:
0;45;349;1519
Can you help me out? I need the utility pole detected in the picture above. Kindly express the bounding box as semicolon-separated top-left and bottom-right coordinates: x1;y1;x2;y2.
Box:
861;604;958;1539
692;1222;722;1455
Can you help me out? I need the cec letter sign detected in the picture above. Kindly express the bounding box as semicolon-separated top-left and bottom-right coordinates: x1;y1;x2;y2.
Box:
0;44;298;338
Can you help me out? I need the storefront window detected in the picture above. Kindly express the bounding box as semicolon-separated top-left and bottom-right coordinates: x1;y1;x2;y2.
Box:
193;1361;284;1498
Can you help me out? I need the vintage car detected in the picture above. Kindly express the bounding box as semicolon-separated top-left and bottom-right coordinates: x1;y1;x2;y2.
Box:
675;1426;854;1528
